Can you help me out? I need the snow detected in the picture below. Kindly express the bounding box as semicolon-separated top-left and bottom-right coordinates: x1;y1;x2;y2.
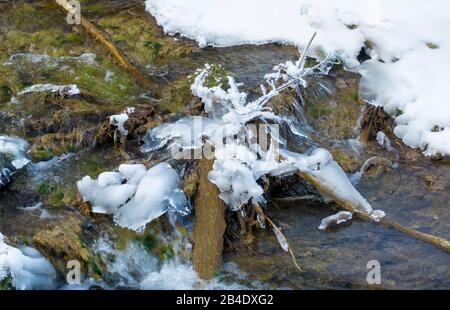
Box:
319;211;353;230
110;107;135;137
0;135;30;188
17;84;80;96
0;233;57;290
77;163;189;232
146;0;450;156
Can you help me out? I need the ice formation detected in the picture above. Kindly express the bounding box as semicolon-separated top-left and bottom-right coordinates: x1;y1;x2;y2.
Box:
319;211;353;230
142;60;383;220
146;0;450;156
6;52;96;65
109;107;136;136
0;135;30;188
0;233;57;290
17;84;80;96
77;163;189;232
376;131;394;152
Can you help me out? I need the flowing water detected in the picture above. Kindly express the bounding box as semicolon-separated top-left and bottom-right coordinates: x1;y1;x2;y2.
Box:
0;0;448;290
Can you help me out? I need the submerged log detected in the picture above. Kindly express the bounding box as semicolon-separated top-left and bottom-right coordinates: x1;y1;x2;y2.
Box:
192;159;227;279
54;0;158;93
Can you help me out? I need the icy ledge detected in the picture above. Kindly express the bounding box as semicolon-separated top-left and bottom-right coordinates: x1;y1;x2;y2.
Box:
77;163;189;232
0;233;57;290
0;136;30;188
146;0;450;156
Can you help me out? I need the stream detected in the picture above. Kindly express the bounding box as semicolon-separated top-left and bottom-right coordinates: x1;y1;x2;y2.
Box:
0;0;448;290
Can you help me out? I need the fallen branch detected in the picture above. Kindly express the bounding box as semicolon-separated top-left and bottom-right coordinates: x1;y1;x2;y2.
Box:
292;171;450;254
55;0;158;93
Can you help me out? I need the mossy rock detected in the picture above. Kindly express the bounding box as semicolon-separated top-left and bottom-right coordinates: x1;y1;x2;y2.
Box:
0;275;13;291
33;216;90;275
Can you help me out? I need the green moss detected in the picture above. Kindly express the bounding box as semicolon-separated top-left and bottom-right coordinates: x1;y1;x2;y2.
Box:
137;233;157;252
89;259;103;276
308;105;333;119
36;180;78;206
37;181;55;198
32;147;55;162
0;85;12;103
198;64;229;88
3;29;84;57
144;40;163;61
0;275;13;290
158;244;175;261
82;156;104;177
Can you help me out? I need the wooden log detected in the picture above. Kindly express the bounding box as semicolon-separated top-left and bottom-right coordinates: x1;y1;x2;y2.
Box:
192;159;227;279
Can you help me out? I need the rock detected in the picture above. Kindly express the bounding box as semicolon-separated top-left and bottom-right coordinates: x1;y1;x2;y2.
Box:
33;216;90;275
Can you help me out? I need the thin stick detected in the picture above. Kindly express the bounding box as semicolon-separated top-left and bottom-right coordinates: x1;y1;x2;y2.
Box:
264;214;304;273
55;0;158;93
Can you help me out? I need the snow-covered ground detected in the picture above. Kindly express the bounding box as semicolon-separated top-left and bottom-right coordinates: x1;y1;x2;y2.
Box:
146;0;450;156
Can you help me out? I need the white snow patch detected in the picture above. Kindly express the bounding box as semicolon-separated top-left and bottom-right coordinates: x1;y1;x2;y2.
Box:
146;0;450;156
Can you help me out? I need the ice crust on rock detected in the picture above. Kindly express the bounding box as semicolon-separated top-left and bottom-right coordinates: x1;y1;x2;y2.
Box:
77;163;189;232
17;84;80;96
0;233;57;290
0;135;30;188
146;0;450;156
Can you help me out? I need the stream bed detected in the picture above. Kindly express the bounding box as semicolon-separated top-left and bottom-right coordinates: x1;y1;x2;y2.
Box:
0;0;448;290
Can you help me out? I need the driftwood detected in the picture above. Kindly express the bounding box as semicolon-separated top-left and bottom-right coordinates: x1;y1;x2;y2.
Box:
292;171;450;254
192;159;227;279
55;0;158;93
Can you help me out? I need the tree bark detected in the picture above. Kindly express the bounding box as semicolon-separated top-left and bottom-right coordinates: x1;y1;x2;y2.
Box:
192;159;227;279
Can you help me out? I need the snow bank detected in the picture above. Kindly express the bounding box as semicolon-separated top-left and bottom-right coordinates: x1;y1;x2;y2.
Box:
77;163;189;232
146;0;450;156
0;136;30;188
0;233;57;290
